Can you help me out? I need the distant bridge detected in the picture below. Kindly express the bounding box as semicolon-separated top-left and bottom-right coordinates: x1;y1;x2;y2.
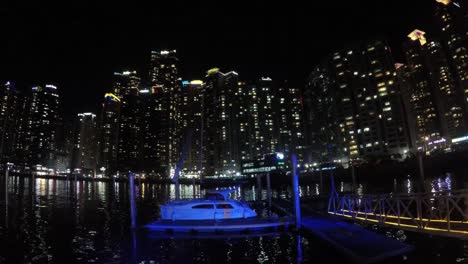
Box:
328;189;468;239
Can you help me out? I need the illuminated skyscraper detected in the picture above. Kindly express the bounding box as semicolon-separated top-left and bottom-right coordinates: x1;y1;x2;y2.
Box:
276;83;304;162
395;63;418;149
98;93;121;174
55;120;74;173
72;113;97;175
0;81;20;163
434;0;468;113
12;92;30;168
110;70;142;173
138;86;170;177
203;68;241;177
113;70;140;98
238;81;254;161
176;80;204;178
150;50;179;93
303;66;341;163
305;40;410;162
403;30;465;150
246;78;279;160
149;50;181;177
117;92;141;172
26;84;60;169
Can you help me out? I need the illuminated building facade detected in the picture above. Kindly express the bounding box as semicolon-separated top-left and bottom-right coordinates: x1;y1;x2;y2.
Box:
98;93;121;174
0;81;20;163
434;0;468;115
149;50;180;177
12;92;30;168
117;91;141;172
111;70;142;173
72;113;97;175
176;80;204;177
304;66;342;163
276;83;304;163
203;69;241;177
245;78;280;161
26;85;61;168
113;71;140;98
55;120;74;173
138;86;170;177
201;71;304;177
305;40;410;162
395;64;418;149
238;81;254;161
403;30;465;150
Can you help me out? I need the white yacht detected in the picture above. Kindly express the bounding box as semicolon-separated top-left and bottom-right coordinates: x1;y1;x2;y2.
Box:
160;189;257;221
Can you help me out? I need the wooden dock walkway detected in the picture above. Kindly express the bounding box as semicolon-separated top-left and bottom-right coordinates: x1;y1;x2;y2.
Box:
272;198;414;263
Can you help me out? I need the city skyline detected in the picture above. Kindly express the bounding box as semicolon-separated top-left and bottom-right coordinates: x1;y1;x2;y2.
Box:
3;2;468;263
0;0;436;116
0;0;466;178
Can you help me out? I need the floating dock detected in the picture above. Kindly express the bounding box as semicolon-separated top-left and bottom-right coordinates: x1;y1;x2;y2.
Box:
145;217;293;233
272;198;413;263
302;216;414;264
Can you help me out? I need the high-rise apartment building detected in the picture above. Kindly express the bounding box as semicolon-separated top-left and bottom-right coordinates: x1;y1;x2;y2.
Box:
26;85;60;169
434;0;468;114
304;40;410;162
98;93;121;174
117;92;141;172
0;81;20;163
113;71;140;98
138;86;170;177
176;80;204;178
149;50;181;177
72;113;98;175
403;30;465;150
276;83;304;163
203;68;241;177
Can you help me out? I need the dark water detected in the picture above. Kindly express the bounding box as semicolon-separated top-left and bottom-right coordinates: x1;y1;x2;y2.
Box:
0;176;466;263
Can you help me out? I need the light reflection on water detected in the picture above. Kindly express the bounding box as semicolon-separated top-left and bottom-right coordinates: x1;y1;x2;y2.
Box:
0;176;331;263
1;176;467;263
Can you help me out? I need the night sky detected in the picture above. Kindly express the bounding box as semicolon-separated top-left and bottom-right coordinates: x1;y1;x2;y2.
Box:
1;1;435;117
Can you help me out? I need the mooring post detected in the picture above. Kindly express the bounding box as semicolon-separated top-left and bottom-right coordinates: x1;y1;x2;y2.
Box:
31;173;35;195
256;174;262;201
192;177;196;199
297;234;303;263
319;166;323;194
4;164;8;229
266;172;271;216
417;151;425;192
129;172;137;229
292;154;301;229
351;161;356;193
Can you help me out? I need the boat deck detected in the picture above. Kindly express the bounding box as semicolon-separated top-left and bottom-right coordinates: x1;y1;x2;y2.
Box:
145;217;293;233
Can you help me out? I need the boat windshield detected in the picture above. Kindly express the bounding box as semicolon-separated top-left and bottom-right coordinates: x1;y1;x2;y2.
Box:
205;192;225;201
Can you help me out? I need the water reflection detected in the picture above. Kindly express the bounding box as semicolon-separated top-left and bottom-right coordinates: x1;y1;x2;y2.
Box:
431;173;453;193
2;176;326;263
1;175;467;263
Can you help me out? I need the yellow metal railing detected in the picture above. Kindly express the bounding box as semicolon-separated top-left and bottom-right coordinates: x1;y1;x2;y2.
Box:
328;190;468;236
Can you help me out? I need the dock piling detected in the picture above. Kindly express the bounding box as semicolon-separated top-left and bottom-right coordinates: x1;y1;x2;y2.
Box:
4;165;8;229
129;172;137;229
266;172;271;216
256;175;262;201
291;154;301;229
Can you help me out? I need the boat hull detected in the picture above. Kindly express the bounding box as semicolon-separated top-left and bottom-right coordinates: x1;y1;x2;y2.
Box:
160;202;257;221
